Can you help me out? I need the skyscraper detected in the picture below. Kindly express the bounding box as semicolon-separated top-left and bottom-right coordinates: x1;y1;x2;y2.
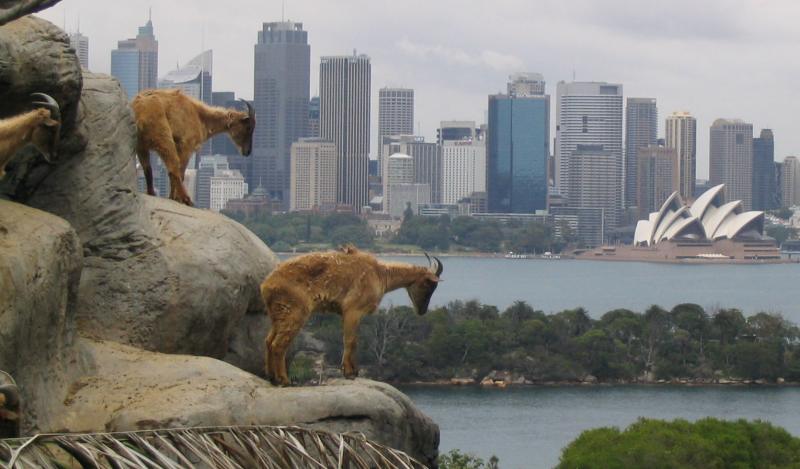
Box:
752;129;777;211
665;112;697;201
68;31;88;69
110;14;157;99
378;88;414;158
710;119;754;210
159;51;213;159
440;121;485;204
308;96;320;138
487;74;550;213
290;138;337;211
555;82;623;204
568;144;621;232
625;98;658;208
320;53;371;211
381;136;441;205
253;21;310;208
383;153;414;214
637;145;679;219
781;156;799;208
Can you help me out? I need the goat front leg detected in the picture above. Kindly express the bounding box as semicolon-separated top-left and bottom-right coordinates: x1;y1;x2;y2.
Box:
342;314;364;379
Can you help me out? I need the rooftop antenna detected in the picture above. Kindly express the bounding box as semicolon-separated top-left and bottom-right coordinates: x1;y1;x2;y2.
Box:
148;6;152;22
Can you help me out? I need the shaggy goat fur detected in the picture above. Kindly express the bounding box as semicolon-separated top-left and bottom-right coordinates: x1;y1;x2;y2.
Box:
0;94;60;178
132;89;255;206
260;246;443;386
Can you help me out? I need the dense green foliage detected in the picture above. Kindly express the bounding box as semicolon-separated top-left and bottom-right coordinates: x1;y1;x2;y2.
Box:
558;418;800;469
766;224;798;245
304;301;800;383
438;450;499;469
224;210;566;253
771;208;795;221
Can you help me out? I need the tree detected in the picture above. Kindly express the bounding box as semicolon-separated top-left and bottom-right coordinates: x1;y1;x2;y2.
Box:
558;418;800;469
439;450;499;469
766;224;798;245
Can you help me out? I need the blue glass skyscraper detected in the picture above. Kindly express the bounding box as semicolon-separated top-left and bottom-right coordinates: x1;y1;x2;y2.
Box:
488;74;550;213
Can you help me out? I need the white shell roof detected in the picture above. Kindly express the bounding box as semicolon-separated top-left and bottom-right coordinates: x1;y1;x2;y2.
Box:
633;184;764;246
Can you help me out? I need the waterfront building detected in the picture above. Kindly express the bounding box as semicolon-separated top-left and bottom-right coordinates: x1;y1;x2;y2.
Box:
710;119;753;210
752;129;777;210
290;138;337;212
68;31;88;69
382;153;414;215
554;81;623;201
253;21;310;209
567;144;621;234
210;169;248;212
637;145;679;220
549;206;605;247
320;53;371;212
487;78;549;213
440;121;486;204
665;112;697;201
388;183;431;219
110;15;157;100
378;88;414;158
782;156;799;207
625;98;658;208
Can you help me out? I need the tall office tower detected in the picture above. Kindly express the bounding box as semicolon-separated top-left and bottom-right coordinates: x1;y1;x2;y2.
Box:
378;88;414;158
665;112;697;201
782;156;799;207
320;53;371;211
567;144;621;234
159;50;213;159
752;129;777;210
440;121;486;204
253;21;310;209
710;119;754;210
487;78;550;213
625;98;658;208
290;138;337;211
380;136;441;204
110;14;158;99
68;31;89;69
637;145;679;219
308;96;320;138
383;153;414;214
507;72;545;97
555;82;623;205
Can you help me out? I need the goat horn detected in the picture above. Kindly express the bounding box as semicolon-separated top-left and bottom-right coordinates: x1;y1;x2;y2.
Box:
239;99;254;119
433;256;443;277
30;92;60;121
424;252;432;265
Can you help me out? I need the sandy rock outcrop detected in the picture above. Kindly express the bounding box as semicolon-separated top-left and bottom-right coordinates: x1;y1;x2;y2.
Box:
0;201;83;430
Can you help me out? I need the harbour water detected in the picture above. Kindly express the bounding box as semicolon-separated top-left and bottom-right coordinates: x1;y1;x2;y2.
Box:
380;256;800;321
401;385;800;469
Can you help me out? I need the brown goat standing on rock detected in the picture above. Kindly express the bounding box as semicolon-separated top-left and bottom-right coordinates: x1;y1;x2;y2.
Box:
0;93;61;178
132;89;255;206
260;246;443;386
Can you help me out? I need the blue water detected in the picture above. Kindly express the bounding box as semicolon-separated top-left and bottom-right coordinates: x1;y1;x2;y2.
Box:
401;385;800;469
379;256;800;321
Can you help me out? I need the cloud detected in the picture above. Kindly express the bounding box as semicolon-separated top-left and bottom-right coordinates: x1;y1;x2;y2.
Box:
395;38;523;72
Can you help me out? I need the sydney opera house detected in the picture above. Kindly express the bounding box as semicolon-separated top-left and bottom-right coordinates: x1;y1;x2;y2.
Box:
580;184;783;263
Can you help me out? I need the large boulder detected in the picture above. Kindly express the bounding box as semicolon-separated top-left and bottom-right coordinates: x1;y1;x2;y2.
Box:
54;339;438;466
0;200;83;431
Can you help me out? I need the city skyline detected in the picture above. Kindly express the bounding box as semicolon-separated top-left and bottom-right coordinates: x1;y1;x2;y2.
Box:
40;0;800;179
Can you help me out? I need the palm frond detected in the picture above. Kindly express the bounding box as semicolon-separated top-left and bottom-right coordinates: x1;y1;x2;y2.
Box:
0;425;427;468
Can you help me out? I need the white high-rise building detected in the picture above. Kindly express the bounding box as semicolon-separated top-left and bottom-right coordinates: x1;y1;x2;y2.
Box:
710;118;753;210
782;156;799;207
665;111;697;201
320;53;371;212
383;153;414;214
209;169;248;212
555;82;623;203
507;72;545;97
440;120;486;204
290;138;337;211
69;31;89;69
378;88;414;158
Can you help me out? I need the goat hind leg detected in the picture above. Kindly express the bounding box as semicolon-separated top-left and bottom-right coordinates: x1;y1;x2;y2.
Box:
342;314;363;379
136;149;156;196
264;327;277;382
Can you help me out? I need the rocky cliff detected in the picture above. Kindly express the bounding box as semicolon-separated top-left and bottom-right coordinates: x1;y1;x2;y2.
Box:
0;15;438;465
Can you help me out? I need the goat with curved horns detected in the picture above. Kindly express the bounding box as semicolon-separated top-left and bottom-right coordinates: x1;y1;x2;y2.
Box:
260;246;443;386
0;93;61;178
132;89;255;206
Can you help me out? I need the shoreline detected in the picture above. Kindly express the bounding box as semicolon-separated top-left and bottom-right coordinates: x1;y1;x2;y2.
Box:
393;379;800;388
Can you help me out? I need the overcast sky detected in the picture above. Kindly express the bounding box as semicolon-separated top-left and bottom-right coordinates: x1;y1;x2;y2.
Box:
39;0;800;178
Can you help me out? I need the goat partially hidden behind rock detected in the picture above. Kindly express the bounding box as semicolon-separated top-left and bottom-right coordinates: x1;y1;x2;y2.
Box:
0;93;60;178
261;246;443;386
132;89;255;206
